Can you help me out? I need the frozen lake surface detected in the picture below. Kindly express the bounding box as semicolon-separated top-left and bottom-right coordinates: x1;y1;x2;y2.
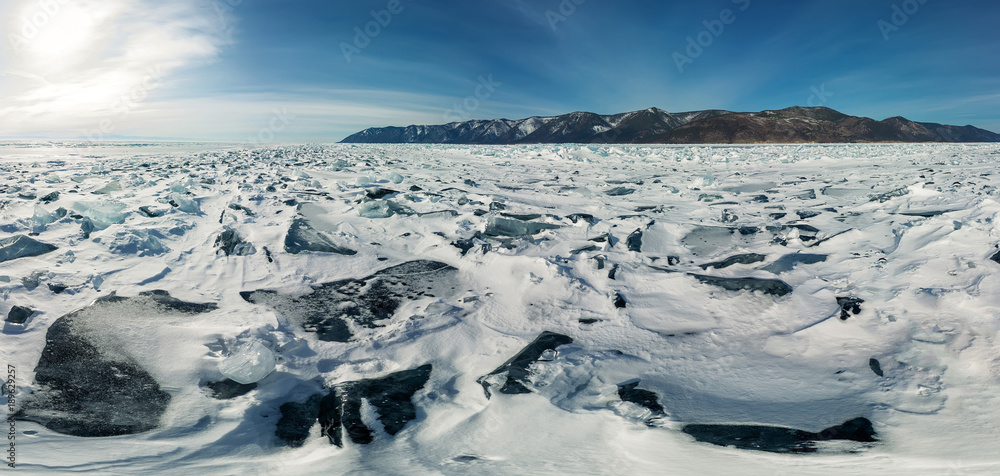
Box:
2;142;1000;474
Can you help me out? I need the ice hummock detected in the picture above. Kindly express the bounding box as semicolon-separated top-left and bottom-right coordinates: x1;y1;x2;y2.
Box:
31;205;57;232
72;200;127;228
0;234;58;262
484;215;560;237
284;217;357;255
358;199;413;218
170;193;202;214
218;341;276;385
478;332;574;398
101;229;169;256
215;229;256;256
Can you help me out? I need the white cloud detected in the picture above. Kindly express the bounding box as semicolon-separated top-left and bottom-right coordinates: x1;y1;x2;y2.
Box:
91;90;465;143
0;0;232;138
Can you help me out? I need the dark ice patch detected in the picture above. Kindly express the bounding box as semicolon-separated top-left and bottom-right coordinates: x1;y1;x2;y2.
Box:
5;306;33;324
990;249;1000;265
898;210;954;217
837;297;864;320
227;203;255;217
689;274;793;297
131;289;220;314
613;292;627;308
204;379;257;399
284;217;357;255
276;394;323;447
319;365;432;447
452;232;486;256
566;213;596;224
215;229;254;256
795;189;817;200
617;381;664;415
606;187;635;196
699;253;767;270
0;235;58;263
137;206;163;218
365;188;398;199
501;213;542;221
789;224;820;233
869;187;909;203
484;216;560;237
626;229;643;252
417;209;458;218
47;283;68;294
682;418;876;453
681;226;763;257
241;260;459;342
477;332;574;398
869;358;884;377
16;291;216;437
760;253;827;274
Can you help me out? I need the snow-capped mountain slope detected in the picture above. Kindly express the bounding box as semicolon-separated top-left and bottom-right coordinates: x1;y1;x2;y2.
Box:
340;108;731;144
341;107;1000;144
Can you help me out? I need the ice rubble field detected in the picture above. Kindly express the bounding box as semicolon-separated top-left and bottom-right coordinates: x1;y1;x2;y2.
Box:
2;142;1000;475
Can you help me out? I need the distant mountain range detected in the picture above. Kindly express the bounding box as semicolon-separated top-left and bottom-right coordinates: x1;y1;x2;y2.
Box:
340;107;1000;144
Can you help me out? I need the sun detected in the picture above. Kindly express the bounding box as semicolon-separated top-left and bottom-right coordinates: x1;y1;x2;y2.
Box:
5;0;112;77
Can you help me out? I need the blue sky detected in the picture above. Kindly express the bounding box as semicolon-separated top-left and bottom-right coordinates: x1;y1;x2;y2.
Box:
1;0;998;142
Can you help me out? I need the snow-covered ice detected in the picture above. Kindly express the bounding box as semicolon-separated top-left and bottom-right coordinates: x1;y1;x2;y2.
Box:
2;141;1000;474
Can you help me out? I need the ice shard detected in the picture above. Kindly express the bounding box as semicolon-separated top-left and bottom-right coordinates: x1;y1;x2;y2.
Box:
478;331;574;398
0;235;58;263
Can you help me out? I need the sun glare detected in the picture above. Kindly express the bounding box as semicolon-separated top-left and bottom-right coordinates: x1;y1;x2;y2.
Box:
10;1;108;77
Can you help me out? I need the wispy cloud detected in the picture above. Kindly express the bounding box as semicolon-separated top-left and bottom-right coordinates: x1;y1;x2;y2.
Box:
0;0;232;137
500;0;549;27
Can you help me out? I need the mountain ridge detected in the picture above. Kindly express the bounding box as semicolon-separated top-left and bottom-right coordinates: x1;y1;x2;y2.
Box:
341;106;1000;144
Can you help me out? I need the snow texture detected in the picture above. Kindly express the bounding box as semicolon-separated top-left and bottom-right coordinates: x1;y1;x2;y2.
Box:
2;141;1000;474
